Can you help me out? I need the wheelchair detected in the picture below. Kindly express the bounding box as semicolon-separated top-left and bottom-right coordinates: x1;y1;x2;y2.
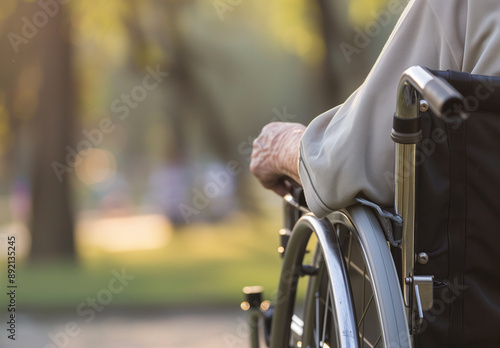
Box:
243;66;500;347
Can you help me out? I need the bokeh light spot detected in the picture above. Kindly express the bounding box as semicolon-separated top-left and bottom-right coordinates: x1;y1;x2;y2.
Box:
75;148;116;185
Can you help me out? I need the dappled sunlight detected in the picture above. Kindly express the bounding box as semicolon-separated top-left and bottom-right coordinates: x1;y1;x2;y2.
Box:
70;0;129;58
76;213;172;255
75;210;282;267
265;0;325;65
168;214;265;261
349;0;388;24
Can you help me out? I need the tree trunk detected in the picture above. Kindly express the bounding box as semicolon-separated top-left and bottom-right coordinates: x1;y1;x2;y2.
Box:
316;0;343;104
30;6;76;260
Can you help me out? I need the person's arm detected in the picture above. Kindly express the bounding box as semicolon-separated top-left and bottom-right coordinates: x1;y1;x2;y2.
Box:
250;0;468;217
299;0;467;217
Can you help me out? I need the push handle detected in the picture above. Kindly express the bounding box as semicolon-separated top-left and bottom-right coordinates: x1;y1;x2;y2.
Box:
397;65;466;119
392;66;467;144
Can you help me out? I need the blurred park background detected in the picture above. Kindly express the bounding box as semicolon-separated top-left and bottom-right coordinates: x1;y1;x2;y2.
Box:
0;0;404;346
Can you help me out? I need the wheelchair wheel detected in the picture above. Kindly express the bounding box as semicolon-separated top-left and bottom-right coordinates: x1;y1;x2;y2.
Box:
270;206;410;348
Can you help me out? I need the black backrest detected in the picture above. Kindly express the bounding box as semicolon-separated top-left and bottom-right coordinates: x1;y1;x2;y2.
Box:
414;70;500;347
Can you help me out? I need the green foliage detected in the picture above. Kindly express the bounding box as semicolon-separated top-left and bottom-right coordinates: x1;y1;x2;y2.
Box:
349;0;390;24
0;212;283;309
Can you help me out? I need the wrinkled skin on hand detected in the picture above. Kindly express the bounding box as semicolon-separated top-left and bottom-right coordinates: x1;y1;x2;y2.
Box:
250;122;306;196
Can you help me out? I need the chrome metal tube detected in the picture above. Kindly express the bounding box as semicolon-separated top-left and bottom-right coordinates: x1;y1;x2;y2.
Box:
393;67;429;334
393;66;465;335
394;142;417;309
393;80;419;312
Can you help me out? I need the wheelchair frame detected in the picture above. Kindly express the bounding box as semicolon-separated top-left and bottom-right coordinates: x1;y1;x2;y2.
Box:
243;66;468;348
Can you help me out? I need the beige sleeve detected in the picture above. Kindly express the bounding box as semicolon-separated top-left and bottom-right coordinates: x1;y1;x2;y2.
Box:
299;0;469;218
463;1;500;76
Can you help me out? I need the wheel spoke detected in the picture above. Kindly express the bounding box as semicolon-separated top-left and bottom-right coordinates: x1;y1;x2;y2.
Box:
315;291;320;348
320;285;331;346
361;262;367;345
348;261;371;282
357;293;374;329
347;228;353;270
373;333;382;348
360;335;377;348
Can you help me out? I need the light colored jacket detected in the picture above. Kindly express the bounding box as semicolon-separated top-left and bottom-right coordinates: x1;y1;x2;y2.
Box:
299;0;500;218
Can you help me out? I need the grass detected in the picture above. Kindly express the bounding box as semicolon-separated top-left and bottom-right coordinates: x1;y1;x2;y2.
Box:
0;208;285;311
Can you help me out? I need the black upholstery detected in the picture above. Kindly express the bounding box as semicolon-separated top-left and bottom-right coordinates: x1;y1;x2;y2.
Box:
414;70;500;347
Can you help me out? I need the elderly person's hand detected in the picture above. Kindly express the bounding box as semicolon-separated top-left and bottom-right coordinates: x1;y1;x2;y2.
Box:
250;122;306;196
